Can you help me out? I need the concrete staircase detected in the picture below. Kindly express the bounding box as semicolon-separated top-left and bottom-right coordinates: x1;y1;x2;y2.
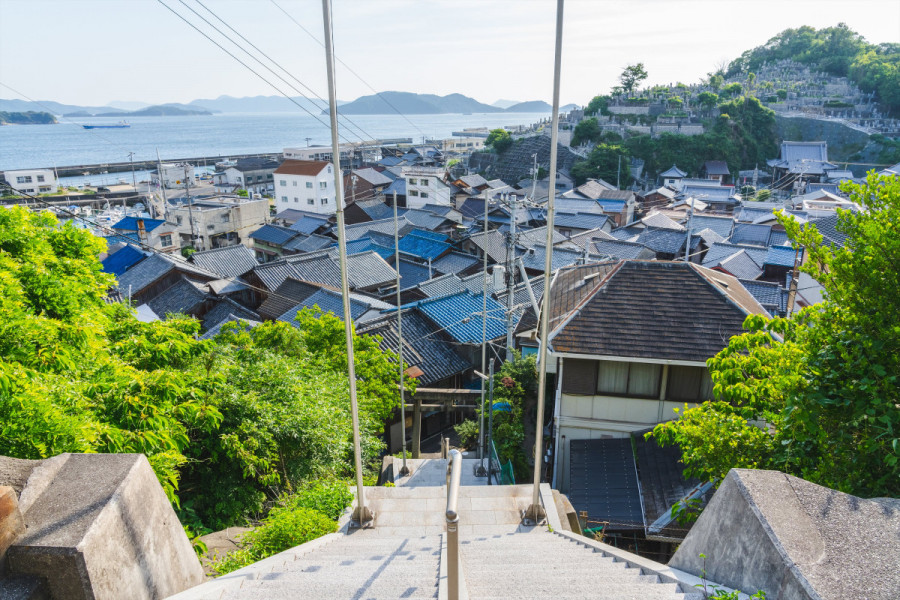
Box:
168;459;717;600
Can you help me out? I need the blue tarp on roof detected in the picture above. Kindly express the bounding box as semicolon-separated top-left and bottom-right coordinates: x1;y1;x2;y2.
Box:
101;245;146;276
104;232;141;246
417;291;506;343
596;199;626;213
111;217;167;232
397;233;451;260
407;229;448;243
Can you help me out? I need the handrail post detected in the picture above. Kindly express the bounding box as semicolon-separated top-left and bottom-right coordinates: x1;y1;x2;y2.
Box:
446;449;463;600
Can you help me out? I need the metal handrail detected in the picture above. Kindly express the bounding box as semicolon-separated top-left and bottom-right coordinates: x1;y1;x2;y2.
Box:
445;449;463;600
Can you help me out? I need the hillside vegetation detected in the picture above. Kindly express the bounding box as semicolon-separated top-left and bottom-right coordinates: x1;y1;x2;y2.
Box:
0;111;57;125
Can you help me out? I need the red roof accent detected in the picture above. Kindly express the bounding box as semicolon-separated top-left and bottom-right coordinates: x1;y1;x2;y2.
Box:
274;159;331;176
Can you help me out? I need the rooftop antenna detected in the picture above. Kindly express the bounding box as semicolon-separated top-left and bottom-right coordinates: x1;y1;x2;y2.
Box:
321;0;372;528
524;0;564;526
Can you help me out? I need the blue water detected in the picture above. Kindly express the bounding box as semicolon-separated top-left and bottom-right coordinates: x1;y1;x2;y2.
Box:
0;111;550;171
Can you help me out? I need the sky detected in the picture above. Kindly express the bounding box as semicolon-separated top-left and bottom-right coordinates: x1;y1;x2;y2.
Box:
1;0;898;108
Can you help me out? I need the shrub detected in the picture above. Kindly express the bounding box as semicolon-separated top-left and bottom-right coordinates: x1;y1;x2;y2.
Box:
454;419;479;449
286;479;353;521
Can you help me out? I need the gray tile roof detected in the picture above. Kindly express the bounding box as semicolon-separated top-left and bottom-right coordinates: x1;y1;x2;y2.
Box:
519;244;601;272
355;198;397;221
199;313;262;340
739;279;787;315
289;215;331;235
147;276;208;318
432;251;479;275
283;233;333;253
637;227;688;256
419;273;464;298
702;242;768;269
716;250;763;280
278;288;370;324
564;228;617;250
285;251;343;289
353;167;392;187
401;209;448;231
694;228;726;246
641;212;684;231
201;297;260;330
250;224;299;246
115;253;217;297
189;245;259;279
550;261;765;362
253;260;302;291
808;214;848;248
688;215;734;239
257;277;323;321
357;310;470;386
396;258;432;291
730;223;773;247
591;239;654;260
344;216;415;241
554;212;610;231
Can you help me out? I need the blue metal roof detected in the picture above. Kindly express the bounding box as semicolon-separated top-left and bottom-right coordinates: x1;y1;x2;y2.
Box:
397;232;451;260
250;224;299;246
764;245;798;267
101;245;146;276
104;232;141;245
407;229;448;243
111;217;167;232
397;258;433;290
596;199;626;213
345;237;374;255
417;291;506;343
290;215;330;235
383;178;407;196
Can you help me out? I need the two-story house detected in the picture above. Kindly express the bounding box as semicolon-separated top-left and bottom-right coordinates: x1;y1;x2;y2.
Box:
522;260;766;493
167;197;269;250
273;159;337;216
212;157;281;195
4;169;58;195
403;167;451;209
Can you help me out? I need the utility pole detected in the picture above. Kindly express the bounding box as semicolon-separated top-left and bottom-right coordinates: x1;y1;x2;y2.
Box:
127;152;137;194
505;191;517;361
305;137;312;147
156;148;169;220
616;154;621;189
786;245;802;315
322;0;372;527
475;188;490;477
393;191;410;476
684;195;696;262
487;358;495;485
185;166;196;248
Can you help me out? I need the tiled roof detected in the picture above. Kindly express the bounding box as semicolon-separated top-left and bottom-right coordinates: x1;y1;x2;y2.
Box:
637;227;688;255
703;161;730;175
147;276;208;318
564;228;616;250
253;260;302;291
518;225;567;247
289;215;331;234
568;438;644;532
115;253;217;296
283;233;333;253
250;224;299;246
554;198;605;214
356;199;397;221
574;179;617;200
277;288;371;324
550;261;765;362
716;250;763;280
808;214;848;248
383;178;406;196
397;232;451;260
104;232;141;246
419;273;464;298
459;174;489;189
769;230;789;246
357;310;470;386
432;251;479;275
407;229;447;242
735;206;775;223
763;245;798;267
467;229;507;263
460;272;502;296
591;239;653;260
495;276;546;330
111;217;168;232
201;297;260;330
416;291;506;343
659;165;687;178
257;277;323;321
233;157;280;171
352;167;392;187
396;258;432;290
694;228;726;246
102;245;147;276
739;279;787;315
274;159;330;176
680;185;736;202
609;226;641;242
519;244;601;273
554;212;610;231
344;250;397;290
458;198;492;219
199;313;262;340
730;223;772;247
189;245;258;279
642;212;684;231
689;215;733;238
286;251;343;288
344;216;415;242
702;242;768;269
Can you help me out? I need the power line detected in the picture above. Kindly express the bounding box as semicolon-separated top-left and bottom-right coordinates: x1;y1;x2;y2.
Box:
268;0;429;141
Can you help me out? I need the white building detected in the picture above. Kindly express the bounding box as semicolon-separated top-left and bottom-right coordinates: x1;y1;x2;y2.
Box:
151;163;195;190
403;166;451;209
212;157;280;195
167;197;269;250
4;169;58;195
273;159;337;216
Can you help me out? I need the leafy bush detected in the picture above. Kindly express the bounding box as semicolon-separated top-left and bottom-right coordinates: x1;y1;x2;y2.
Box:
286;479;353;521
454;419;479;449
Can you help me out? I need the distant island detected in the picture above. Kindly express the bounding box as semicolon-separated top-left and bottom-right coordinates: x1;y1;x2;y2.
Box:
65;104;213;118
0;111;57;125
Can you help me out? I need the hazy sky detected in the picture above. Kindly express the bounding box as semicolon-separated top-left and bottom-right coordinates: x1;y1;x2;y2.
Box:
1;0;898;108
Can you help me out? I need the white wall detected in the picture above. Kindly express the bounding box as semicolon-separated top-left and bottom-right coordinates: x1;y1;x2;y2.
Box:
5;169;58;194
405;173;451;208
274;164;337;215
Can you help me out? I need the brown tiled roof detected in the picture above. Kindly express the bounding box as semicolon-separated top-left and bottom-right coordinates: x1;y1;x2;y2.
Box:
274;159;331;176
549;260;765;362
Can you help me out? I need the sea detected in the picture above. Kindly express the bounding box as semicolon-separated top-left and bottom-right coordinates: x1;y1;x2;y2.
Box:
0;111;551;174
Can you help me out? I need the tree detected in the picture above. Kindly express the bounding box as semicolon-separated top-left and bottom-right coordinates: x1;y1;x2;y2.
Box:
698;91;719;114
709;74;724;92
721;82;743;98
486;128;512;153
584;95;610;116
619;63;648;95
651;173;900;498
570;143;630;186
571;117;602;146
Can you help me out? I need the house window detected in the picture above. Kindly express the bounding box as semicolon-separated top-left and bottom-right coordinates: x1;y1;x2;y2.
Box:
281;196;288;202
37;175;45;182
160;234;173;247
221;214;230;222
327;166;332;173
420;192;428;198
39;186;51;193
320;181;327;189
321;198;328;204
280;180;287;186
667;366;714;402
306;182;313;188
308;198;315;205
16;176;32;184
597;360;661;398
294;197;299;203
176;216;183;225
409;190;419;197
409;178;417;184
421;179;429;186
293;180;298;186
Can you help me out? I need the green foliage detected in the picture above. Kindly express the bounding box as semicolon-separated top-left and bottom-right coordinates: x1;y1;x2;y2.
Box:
776;89;788;101
236;189;249;197
0;111;57;125
488;353;538;479
870;133;900;165
486;128;512;153
619;63;648;94
181;246;196;259
697;92;719;112
571;117;601;147
650;173;900;498
454;419;479;449
570;143;630;186
584;95;610;117
721;83;743;98
211;502;337;575
0;207;410;530
280;479;353;521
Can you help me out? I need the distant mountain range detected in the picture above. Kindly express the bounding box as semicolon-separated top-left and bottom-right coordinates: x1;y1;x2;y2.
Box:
0;93;575;117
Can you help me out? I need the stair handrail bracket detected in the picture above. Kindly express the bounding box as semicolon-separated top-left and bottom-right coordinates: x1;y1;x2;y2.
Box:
445;449;463;600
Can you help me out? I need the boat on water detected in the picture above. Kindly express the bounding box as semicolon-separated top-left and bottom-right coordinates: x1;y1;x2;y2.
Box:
83;121;130;129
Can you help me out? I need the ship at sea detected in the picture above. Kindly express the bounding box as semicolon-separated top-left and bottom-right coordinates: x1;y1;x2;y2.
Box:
82;121;130;129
